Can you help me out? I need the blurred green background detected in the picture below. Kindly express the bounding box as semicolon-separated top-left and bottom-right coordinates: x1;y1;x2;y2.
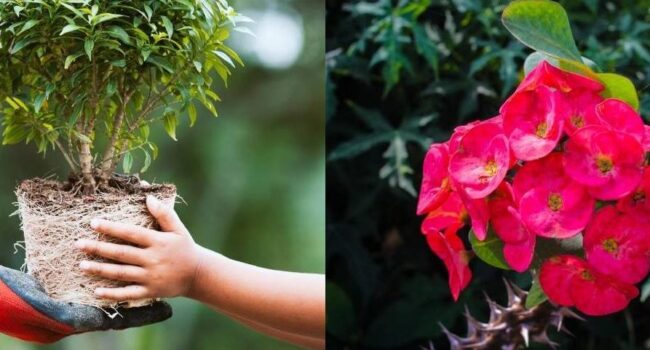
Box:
0;0;324;349
327;0;650;349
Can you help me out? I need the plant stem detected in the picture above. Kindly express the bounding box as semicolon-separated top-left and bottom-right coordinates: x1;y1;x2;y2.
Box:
78;134;95;194
54;139;78;172
98;86;134;184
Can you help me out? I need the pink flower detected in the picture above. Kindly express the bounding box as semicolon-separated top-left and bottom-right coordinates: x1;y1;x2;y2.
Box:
501;85;564;161
584;206;650;284
540;255;639;316
563;90;602;136
449;122;510;199
417;143;451;215
514;153;594;238
617;166;650;213
425;224;473;301
564;125;644;200
503;229;536;273
595;99;644;142
421;192;466;233
643;125;650;152
456;185;490;241
515;61;603;94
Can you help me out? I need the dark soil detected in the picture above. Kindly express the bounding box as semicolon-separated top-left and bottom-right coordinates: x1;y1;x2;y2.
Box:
18;174;176;204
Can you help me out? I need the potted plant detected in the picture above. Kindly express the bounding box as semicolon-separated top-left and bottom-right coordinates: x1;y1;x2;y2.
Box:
0;0;247;308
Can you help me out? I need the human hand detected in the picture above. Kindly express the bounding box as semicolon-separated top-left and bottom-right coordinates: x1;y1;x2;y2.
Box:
0;265;172;344
75;196;203;300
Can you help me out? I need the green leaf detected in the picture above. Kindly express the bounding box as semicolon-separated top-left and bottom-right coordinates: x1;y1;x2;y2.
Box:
469;229;510;270
84;38;94;60
122;152;133;173
92;13;124;26
525;276;548;309
64;53;83;69
163;112;178;141
187;103;197;127
60;23;82;35
596;73;640;110
33;93;46;113
106;26;131;44
18;19;40;35
502;0;582;62
161;16;174;38
141;149;152;173
10;37;38;54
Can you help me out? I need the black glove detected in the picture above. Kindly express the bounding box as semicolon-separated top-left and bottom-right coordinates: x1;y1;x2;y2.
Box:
0;265;172;344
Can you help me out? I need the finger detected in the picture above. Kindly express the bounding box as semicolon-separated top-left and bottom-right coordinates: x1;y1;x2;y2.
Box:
95;285;150;301
75;239;147;265
91;219;157;246
79;261;147;283
147;196;187;234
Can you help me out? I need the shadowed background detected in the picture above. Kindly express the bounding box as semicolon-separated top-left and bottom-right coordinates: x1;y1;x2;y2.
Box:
327;0;650;349
0;0;324;349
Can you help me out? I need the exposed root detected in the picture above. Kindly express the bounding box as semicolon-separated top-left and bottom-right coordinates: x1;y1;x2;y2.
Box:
16;177;176;308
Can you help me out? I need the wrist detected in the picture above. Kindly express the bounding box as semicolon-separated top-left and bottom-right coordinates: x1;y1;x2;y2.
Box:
185;244;228;300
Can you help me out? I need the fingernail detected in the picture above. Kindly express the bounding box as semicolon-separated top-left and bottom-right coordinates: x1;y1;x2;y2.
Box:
95;288;105;296
90;219;100;229
75;240;87;249
147;195;160;210
79;261;90;269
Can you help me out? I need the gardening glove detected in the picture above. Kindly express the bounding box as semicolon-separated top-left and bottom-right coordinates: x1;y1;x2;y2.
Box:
0;265;172;344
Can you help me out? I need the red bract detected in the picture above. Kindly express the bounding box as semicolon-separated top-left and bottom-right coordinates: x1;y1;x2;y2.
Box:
417;143;451;215
515;61;603;94
449;122;510;199
457;186;489;240
617;166;650;213
425;224;472;301
584;206;650;284
417;60;648;312
563;90;602;136
514;153;594;238
564;125;644;200
595;99;644;142
539;255;638;316
421;192;466;233
501;85;563;161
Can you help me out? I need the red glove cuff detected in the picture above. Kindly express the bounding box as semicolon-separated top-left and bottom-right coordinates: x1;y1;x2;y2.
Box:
0;280;74;344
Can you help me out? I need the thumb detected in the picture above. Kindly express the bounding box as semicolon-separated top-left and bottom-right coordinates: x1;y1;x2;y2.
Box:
146;195;186;234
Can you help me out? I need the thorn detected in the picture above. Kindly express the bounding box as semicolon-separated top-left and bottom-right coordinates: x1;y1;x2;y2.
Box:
533;331;559;349
557;307;585;321
520;325;530;347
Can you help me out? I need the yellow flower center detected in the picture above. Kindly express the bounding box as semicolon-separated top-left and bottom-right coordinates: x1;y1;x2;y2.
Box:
580;270;594;281
547;193;563;211
602;238;618;254
480;160;498;183
536;121;548;138
596;155;613;174
571;115;585;128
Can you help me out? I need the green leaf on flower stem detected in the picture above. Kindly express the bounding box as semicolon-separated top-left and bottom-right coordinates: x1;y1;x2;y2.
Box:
161;16;174;38
502;0;582;62
596;73;640;110
525;276;548;309
469;229;510;270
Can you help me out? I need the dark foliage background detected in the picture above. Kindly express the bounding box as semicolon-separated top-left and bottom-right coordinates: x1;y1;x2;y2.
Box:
326;0;650;349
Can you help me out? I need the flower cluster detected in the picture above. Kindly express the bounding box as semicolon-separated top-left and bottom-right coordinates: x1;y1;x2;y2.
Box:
418;61;650;315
